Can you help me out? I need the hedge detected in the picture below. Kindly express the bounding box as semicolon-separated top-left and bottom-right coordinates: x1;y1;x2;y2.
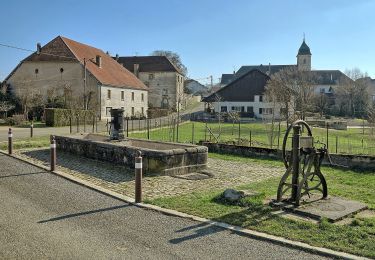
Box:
45;108;96;127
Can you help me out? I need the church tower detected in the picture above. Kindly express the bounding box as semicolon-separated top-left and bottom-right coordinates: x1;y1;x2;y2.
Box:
297;39;312;71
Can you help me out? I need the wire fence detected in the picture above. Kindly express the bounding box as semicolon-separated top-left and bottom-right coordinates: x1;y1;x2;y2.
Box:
68;113;375;156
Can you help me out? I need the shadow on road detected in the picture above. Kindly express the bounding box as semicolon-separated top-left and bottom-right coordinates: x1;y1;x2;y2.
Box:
38;204;131;223
170;222;224;244
0;171;46;179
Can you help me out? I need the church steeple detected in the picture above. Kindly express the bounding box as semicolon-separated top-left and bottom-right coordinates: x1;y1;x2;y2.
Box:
297;38;311;71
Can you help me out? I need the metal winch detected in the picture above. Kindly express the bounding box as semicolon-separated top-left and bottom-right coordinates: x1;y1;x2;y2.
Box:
276;120;328;206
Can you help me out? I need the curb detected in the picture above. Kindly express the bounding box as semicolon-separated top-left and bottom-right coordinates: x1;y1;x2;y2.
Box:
1;149;368;260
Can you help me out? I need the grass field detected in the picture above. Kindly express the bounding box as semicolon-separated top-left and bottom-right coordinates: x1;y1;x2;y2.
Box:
147;153;375;258
129;121;375;155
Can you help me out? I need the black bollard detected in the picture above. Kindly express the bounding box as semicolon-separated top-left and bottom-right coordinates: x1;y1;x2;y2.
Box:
50;135;56;171
135;151;143;203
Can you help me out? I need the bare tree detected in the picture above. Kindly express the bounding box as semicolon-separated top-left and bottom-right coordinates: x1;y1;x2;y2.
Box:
151;50;187;75
265;67;316;121
335;68;370;117
0;101;15;118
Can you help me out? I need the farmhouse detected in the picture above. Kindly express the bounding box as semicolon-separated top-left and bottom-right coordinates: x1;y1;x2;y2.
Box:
203;69;285;119
116;56;184;110
3;36;148;119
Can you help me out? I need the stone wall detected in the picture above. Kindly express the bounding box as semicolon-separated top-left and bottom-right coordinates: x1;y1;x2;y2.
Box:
200;141;375;170
138;71;184;110
55;135;207;175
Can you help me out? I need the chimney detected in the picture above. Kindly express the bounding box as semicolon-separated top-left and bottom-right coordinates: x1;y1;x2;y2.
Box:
134;64;139;78
115;54;119;61
268;63;271;75
96;55;102;68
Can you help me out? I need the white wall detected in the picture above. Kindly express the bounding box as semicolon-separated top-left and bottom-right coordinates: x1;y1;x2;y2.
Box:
100;86;148;119
213;95;284;120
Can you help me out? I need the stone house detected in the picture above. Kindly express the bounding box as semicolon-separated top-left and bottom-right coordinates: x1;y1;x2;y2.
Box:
3;36;148;119
116;56;184;110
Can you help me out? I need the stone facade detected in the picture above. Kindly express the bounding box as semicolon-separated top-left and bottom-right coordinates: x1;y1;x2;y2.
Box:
139;71;184;110
55;134;208;175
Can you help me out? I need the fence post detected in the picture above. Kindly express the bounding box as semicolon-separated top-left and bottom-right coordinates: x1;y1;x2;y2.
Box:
8;128;12;155
92;115;95;133
30;121;34;138
95;116;98;133
238;120;241;145
135;151;142;203
326;123;329;150
139;118;141;131
50;135;56;171
249;130;252;147
336;136;338;154
192;123;195;144
83;114;86;133
77;116;79;133
204;122;207;141
69;117;72;134
126;119;129;137
131;119;134;132
147;118;150;140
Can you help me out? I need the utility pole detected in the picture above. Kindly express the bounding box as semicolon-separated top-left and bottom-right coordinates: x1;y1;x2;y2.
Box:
83;58;87;110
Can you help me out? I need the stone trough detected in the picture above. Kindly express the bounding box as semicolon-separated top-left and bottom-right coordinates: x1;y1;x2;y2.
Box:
54;134;208;175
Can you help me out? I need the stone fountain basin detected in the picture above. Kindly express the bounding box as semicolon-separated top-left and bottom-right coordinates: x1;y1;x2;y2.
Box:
54;134;208;175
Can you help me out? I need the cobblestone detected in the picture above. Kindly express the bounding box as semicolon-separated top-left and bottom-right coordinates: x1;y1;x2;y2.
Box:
14;148;283;200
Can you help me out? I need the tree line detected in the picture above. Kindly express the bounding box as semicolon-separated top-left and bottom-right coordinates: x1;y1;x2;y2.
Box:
265;67;372;121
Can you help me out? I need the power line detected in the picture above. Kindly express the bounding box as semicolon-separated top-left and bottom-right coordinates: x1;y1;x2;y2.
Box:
0;42;77;60
0;43;33;52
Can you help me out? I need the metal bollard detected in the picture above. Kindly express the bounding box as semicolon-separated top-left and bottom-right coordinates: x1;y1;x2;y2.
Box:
8;128;12;155
135;151;142;203
30;121;34;138
50;135;56;171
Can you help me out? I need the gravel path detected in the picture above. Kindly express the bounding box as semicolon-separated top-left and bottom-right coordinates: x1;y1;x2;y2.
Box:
15;148;283;199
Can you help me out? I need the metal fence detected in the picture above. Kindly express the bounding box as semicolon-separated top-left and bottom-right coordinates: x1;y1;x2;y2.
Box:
70;114;375;156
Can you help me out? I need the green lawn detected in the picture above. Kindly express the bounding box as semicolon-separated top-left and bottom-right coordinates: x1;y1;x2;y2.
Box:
147;153;375;258
0;135;51;150
129;121;375;155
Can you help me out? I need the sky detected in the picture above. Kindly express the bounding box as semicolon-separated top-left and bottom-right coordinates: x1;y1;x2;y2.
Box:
1;0;374;85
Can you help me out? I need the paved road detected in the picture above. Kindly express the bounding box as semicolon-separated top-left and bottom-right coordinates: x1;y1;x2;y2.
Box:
0;126;72;141
0;154;330;259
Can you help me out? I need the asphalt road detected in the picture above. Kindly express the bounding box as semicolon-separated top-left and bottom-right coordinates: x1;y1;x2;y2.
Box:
0;126;72;141
0;154;331;259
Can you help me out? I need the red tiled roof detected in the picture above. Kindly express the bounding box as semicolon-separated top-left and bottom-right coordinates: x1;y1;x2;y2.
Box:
25;36;148;90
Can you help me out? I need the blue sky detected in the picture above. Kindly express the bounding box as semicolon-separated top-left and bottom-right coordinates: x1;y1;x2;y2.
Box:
1;0;374;84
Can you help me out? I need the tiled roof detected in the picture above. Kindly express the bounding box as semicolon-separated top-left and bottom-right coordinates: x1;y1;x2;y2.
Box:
312;70;349;85
24;36;147;90
220;74;235;85
116;56;181;74
203;69;269;102
236;65;296;77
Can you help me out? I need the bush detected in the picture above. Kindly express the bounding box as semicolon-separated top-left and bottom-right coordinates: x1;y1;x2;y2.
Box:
5;114;26;126
45;108;95;127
